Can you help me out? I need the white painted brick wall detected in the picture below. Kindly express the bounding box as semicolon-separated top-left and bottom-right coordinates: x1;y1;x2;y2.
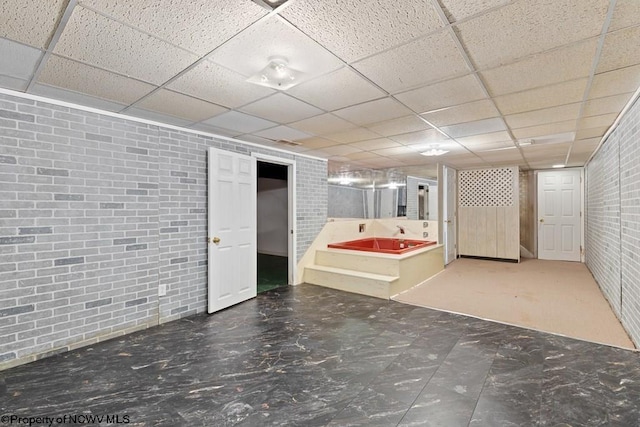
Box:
586;96;640;345
0;92;327;368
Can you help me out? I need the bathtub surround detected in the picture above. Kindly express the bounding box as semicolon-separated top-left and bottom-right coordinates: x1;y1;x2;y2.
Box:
2;284;639;426
0;90;328;370
586;96;640;346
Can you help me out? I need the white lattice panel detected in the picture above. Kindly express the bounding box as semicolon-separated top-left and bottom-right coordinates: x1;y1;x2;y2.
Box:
459;168;514;207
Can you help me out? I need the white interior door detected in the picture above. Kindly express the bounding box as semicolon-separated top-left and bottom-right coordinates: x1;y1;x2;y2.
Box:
208;148;257;313
537;169;582;261
443;166;457;265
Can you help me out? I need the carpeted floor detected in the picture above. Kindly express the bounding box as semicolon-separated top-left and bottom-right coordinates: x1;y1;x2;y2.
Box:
257;253;288;293
393;257;636;350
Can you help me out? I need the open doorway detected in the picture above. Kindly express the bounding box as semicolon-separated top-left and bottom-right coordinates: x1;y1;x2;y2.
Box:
257;161;289;293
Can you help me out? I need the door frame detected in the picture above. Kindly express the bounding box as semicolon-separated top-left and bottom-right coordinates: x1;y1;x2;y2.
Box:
252;152;297;285
534;167;584;262
440;164;458;265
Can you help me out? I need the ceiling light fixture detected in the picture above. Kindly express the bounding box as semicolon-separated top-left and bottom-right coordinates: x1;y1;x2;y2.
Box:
247;56;304;90
552;164;566;168
251;0;290;10
420;148;449;156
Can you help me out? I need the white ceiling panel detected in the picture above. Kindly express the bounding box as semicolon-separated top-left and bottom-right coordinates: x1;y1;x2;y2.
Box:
281;0;444;63
608;0;640;32
456;0;609;70
343;151;387;161
441;117;507;138
54;6;198;85
589;64;640;99
575;126;609;140
332;98;413;126
38;55;156;105
0;75;28;91
462;140;515;151
200;111;277;134
240;93;323;123
298;137;344;150
596;25;640;74
188;122;241;138
125;107;193;127
521;142;571;160
482;39;597;96
0;0;66;49
493;79;588;115
421;99;500;127
209;15;342;81
578;113;618;130
31;83;127;112
0;38;42;81
583;93;633;117
349;138;402;151
321;144;363;156
390;129;452;146
287;67;385;111
395;74;487;113
79;0;268;56
289;113;356;135
134;89;227;122
456;131;513;146
512;120;577;139
167;60;274;108
366;115;431;137
438;0;512;23
478;149;525;163
505;104;581;129
324;127;382;144
570;137;600;154
353;29;469;93
253;125;312;142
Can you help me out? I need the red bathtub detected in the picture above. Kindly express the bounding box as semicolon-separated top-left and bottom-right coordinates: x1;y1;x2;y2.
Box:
328;237;436;255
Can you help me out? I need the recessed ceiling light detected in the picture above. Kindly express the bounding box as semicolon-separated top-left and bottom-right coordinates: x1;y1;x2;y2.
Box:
552;164;565;168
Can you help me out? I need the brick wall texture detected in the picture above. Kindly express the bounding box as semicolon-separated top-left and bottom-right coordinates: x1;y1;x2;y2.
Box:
586;96;640;345
0;92;327;368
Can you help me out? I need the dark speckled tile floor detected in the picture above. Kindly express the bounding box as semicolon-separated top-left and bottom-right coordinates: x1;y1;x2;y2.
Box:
1;284;639;426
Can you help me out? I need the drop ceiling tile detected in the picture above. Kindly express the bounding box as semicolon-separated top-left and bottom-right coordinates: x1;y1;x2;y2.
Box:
238;134;280;147
281;0;444;63
420;99;500;127
344;151;385;161
608;0;640;32
80;0;268;56
297;137;340;150
0;37;42;80
38;55;156;105
188;122;241;138
0;75;28;91
589;64;640;99
456;131;513;146
478;149;525;163
521;142;571;161
357;158;406;168
481;39;598;96
353;29;469;93
201;111;277;134
505;104;581;129
390;129;451;146
321;145;363;156
324;127;381;143
455;0;609;69
254;125;311;141
209;15;342;82
567;151;592;165
0;0;66;49
134;89;227;122
493;79;588;115
463;140;515;151
288;67;386;111
395;74;487;113
583;93;633;116
441;117;507;138
125;107;193;127
167;60;275;108
289;114;356;135
332;98;413;126
240;93;323;123
350;138;402;151
512;120;577;139
578;113;618;130
439;0;511;22
366;115;431;137
570;137;600;154
596;25;640;74
54;6;198;85
31;83;127;112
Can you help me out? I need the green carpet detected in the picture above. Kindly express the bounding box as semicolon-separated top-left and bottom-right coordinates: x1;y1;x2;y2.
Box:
257;253;288;293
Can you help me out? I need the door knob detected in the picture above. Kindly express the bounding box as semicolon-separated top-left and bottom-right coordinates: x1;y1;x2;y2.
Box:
539;218;544;223
209;237;220;244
